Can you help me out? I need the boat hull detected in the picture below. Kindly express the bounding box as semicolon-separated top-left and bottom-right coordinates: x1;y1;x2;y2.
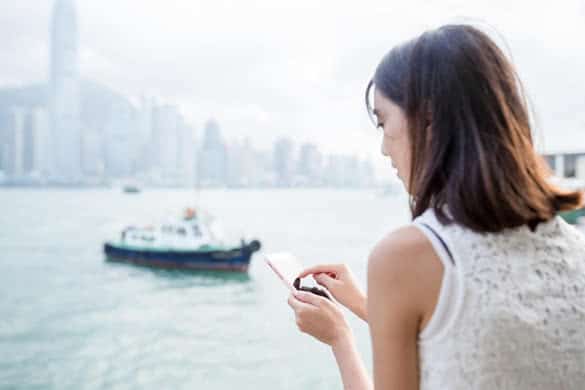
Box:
104;240;261;272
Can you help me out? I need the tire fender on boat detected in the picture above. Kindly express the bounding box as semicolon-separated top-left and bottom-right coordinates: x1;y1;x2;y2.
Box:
247;240;261;252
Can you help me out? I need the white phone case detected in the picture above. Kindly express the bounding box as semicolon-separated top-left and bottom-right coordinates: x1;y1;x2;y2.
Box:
264;252;304;292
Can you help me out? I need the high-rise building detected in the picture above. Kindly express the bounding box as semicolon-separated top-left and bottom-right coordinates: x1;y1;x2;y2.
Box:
297;143;323;186
226;138;251;187
22;111;35;174
81;126;103;178
323;154;344;187
135;97;154;174
0;107;50;181
199;119;227;186
177;121;196;187
3;107;27;178
30;107;51;176
104;103;134;177
161;105;180;177
50;0;82;182
273;137;294;186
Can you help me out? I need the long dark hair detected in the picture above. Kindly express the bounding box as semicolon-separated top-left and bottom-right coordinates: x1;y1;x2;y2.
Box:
366;24;583;233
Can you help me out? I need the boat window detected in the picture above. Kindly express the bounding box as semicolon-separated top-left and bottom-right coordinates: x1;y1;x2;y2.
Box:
177;227;187;236
192;225;202;237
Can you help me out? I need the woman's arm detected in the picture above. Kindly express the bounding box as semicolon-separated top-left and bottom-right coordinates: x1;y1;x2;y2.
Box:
367;226;443;390
288;225;442;390
288;290;372;389
331;332;373;390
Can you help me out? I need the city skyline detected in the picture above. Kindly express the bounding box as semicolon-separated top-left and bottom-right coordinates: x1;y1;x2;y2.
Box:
0;1;584;183
0;0;377;188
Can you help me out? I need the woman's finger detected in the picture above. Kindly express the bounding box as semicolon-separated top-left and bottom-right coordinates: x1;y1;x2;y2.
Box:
313;273;338;289
298;264;342;278
288;292;317;310
293;290;330;307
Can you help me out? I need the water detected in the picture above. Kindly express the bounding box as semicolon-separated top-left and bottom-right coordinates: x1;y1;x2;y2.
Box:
0;188;410;389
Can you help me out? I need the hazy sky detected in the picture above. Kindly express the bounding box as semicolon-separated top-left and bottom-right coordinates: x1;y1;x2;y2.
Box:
1;0;584;177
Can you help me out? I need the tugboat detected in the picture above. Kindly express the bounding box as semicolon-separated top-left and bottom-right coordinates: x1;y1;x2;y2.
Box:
104;208;261;272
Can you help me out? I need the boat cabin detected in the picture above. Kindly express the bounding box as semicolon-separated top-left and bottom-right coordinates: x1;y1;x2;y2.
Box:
119;208;222;250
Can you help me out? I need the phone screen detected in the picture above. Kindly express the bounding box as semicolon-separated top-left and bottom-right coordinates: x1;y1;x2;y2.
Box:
264;252;304;292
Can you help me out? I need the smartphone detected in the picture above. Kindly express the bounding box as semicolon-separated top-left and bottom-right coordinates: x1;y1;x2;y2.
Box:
264;252;304;292
264;252;331;300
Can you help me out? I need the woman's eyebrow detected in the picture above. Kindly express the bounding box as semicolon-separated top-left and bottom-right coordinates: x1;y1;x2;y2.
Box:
372;108;381;118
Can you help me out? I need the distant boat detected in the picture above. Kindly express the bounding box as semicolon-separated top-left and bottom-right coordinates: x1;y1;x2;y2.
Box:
122;185;141;194
104;208;261;272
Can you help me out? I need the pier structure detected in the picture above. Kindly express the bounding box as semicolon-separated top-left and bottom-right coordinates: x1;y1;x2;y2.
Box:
542;151;585;180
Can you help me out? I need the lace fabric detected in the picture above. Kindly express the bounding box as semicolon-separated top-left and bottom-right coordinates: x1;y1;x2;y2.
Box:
414;209;585;390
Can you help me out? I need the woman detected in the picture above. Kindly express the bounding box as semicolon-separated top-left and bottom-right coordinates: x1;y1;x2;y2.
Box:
287;24;585;390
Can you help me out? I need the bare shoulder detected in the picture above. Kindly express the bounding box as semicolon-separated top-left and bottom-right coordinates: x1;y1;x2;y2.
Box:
368;225;438;280
367;225;443;326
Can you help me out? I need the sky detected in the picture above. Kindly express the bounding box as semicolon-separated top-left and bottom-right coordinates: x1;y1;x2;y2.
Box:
1;0;584;178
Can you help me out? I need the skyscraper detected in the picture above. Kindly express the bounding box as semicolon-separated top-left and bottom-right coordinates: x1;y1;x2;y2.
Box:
157;104;180;178
199;119;227;186
273;137;294;186
3;107;26;178
50;0;81;182
297;143;323;186
21;107;50;177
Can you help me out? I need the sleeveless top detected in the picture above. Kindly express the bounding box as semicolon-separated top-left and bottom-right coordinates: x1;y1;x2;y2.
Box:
412;208;585;390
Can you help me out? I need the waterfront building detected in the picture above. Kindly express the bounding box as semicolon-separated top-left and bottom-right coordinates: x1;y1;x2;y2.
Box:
273;137;294;187
50;0;82;182
2;107;27;178
199;119;227;186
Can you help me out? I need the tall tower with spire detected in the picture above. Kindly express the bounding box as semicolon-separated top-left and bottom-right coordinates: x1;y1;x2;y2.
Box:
50;0;81;183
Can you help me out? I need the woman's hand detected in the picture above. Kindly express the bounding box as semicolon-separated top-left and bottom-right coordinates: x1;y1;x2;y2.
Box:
287;290;352;347
298;264;367;321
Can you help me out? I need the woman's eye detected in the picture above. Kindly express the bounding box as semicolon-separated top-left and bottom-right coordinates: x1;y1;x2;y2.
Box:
376;122;384;130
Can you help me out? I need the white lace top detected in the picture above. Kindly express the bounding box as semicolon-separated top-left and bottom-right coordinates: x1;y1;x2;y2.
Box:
412;208;585;390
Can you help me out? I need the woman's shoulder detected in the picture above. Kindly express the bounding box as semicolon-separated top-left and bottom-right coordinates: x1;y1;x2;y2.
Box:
370;225;432;262
368;225;444;322
369;225;441;282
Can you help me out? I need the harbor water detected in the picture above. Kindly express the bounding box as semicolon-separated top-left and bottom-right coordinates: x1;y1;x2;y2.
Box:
0;188;410;389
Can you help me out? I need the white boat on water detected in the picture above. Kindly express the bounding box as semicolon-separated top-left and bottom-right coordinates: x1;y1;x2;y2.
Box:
103;208;261;272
